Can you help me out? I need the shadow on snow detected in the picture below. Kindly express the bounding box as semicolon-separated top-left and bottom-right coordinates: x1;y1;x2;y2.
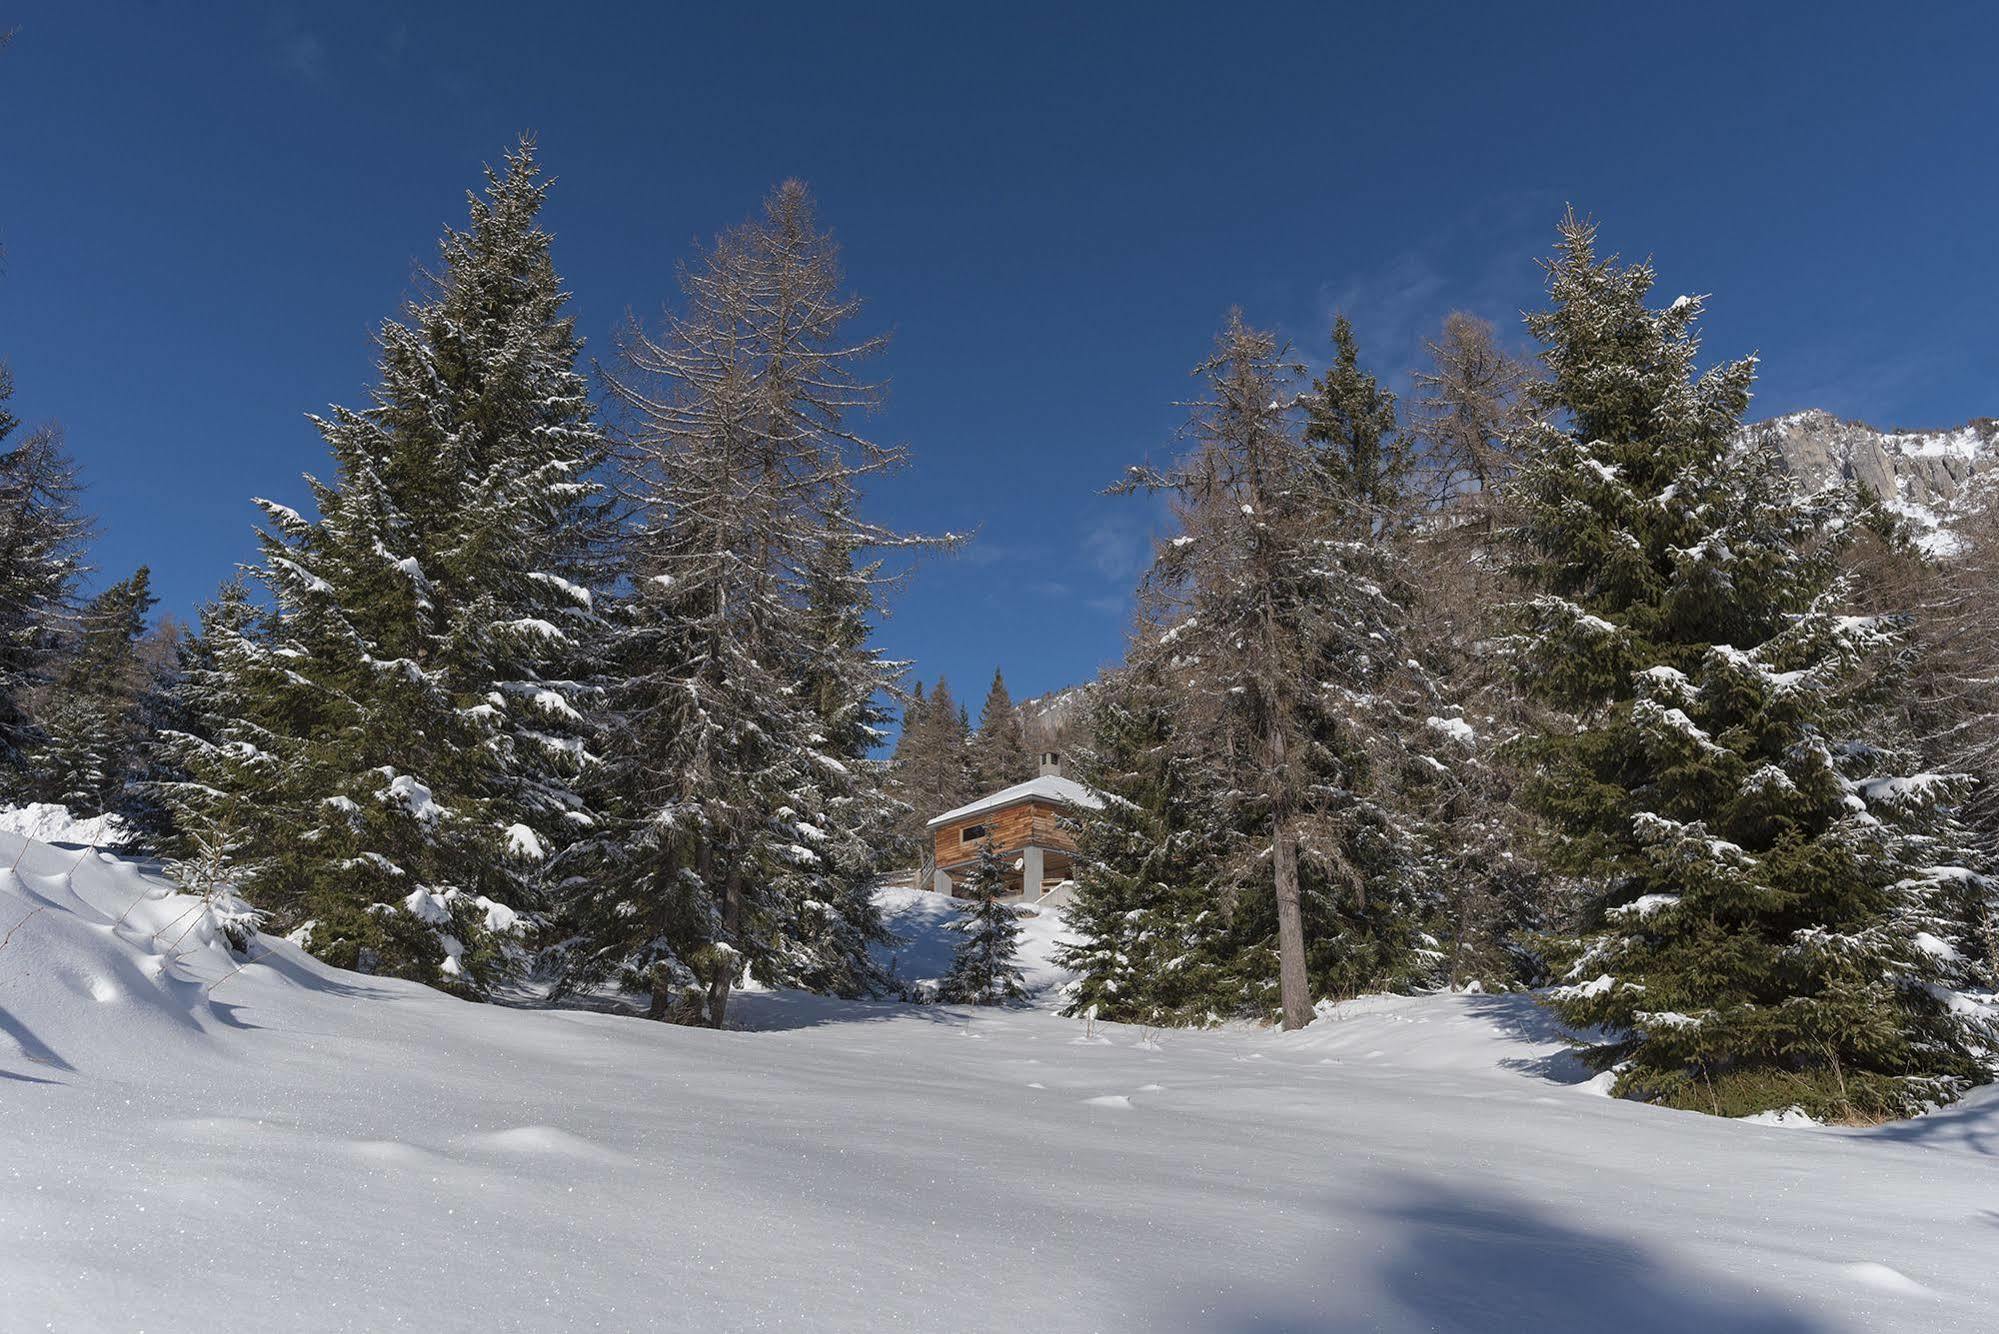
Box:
1193;1174;1831;1334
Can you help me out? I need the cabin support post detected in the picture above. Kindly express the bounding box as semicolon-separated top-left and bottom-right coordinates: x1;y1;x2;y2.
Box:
1020;845;1044;902
933;867;953;896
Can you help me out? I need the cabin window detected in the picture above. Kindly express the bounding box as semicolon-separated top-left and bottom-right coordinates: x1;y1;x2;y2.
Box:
960;824;989;843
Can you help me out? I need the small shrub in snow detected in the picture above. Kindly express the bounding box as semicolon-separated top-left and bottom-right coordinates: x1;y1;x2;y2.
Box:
939;840;1027;1005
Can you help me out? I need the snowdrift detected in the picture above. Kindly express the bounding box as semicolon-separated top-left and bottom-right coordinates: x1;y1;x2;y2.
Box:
0;831;253;1070
5;836;1999;1333
0;801;133;850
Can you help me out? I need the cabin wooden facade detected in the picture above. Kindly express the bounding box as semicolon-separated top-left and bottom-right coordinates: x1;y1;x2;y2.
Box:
926;758;1101;903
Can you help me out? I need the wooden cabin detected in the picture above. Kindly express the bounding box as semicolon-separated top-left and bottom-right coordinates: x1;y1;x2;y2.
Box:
926;755;1102;904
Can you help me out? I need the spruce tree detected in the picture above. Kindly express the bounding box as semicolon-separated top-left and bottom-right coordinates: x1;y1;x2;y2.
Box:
1304;314;1415;524
0;373;89;788
214;140;611;992
921;677;972;797
1514;213;1997;1119
969;668;1033;791
939;838;1027;1004
1057;654;1239;1022
31;566;157;819
151;580;286;900
574;180;941;1025
785;498;902;997
1293;313;1440;996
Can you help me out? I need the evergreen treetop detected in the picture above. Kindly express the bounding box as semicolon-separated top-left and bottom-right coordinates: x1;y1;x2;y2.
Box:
971;667;1032;791
1305;313;1416;530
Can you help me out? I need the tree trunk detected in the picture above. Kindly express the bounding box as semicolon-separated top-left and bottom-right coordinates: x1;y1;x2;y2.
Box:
1271;815;1313;1030
1264;718;1313;1030
706;860;744;1029
705;968;731;1029
647;899;674;1020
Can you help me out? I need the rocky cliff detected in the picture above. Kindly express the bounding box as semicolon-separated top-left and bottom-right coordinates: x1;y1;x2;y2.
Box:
1755;409;1999;551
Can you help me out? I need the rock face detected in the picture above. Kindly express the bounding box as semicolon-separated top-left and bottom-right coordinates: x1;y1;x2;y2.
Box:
1754;409;1999;551
1018;684;1090;754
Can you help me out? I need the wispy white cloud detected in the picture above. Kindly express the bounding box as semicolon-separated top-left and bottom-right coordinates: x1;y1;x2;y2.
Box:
1081;515;1147;583
956;536;1015;567
1757;345;1941;428
266;10;326;83
280;29;324;80
1291;190;1563;393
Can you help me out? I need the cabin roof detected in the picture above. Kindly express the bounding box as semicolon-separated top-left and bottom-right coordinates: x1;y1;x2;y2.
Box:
925;775;1105;829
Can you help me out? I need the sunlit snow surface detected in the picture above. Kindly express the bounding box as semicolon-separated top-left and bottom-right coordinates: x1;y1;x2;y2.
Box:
4;843;1997;1332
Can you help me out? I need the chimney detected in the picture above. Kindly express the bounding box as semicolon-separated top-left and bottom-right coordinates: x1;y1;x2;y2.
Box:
1039;751;1063;777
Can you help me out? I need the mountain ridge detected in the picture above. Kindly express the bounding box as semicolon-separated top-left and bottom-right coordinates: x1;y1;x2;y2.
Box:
1754;408;1999;552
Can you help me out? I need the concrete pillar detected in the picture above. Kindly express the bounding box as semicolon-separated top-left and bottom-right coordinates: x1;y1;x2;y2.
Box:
933;868;953;896
1020;845;1045;901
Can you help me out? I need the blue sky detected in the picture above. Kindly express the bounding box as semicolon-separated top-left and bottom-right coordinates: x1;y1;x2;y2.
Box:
3;2;1995;714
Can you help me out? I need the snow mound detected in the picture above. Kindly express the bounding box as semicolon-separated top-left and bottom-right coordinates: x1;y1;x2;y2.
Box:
1740;1105;1825;1129
0;832;267;1069
463;1125;625;1163
1840;1262;1934;1298
0;802;133;848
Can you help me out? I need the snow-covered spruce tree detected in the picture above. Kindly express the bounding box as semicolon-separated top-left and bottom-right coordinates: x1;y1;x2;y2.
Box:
1292;313;1443;997
217;140;612;993
30;565;157;820
939;838;1027;1004
785;496;903;997
0;373;90;789
150;579;287;902
1513;213;1996;1119
576;180;943;1026
969;668;1033;792
1056;652;1240;1023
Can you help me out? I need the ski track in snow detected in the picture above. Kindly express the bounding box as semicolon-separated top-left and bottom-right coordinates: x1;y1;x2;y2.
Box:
3;845;1997;1332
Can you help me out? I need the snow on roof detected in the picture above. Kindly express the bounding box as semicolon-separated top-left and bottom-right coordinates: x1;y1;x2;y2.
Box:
926;774;1104;828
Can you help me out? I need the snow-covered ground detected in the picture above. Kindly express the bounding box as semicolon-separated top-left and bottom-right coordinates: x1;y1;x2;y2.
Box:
4;843;1997;1332
0;802;132;850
